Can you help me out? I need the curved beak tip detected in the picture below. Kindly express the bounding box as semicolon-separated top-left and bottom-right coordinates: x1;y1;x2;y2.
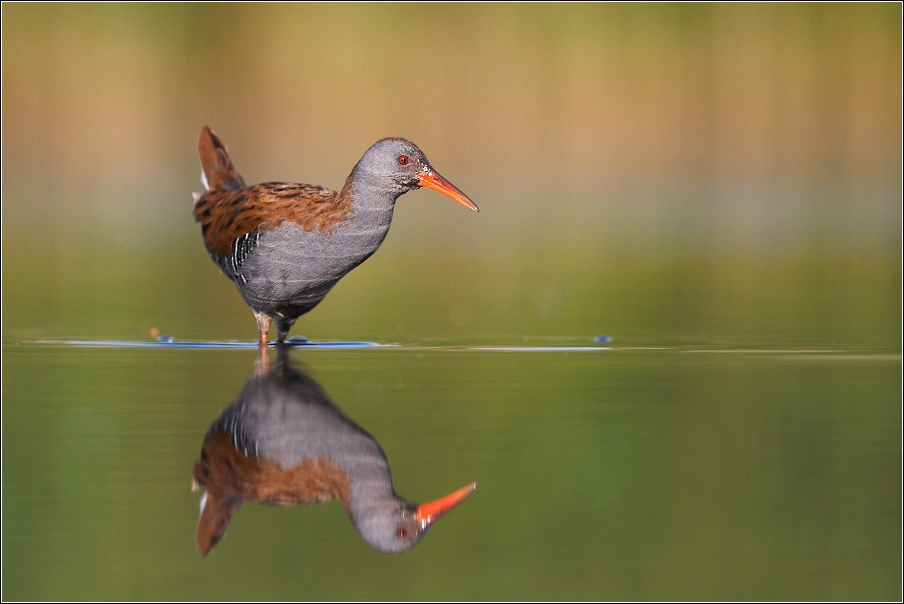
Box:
418;169;479;213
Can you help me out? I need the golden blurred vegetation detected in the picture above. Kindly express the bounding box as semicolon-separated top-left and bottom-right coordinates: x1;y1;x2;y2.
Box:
2;3;901;251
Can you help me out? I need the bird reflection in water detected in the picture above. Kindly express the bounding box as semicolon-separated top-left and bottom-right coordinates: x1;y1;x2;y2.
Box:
191;347;476;555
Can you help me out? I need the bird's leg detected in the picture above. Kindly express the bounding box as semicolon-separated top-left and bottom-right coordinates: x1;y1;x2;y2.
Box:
275;316;298;344
253;311;272;346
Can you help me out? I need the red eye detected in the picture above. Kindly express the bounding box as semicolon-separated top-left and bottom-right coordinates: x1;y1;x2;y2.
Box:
398;155;409;165
396;527;408;538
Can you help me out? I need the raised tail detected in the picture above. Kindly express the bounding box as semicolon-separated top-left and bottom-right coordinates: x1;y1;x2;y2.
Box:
198;126;246;193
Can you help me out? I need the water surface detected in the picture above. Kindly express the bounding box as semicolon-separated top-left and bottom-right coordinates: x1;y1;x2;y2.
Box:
2;337;899;600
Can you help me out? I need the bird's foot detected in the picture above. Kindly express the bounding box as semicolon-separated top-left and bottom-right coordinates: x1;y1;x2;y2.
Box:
253;310;273;347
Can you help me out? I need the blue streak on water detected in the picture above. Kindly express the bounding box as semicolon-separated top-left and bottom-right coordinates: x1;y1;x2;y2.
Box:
34;340;390;349
31;340;613;352
467;346;611;352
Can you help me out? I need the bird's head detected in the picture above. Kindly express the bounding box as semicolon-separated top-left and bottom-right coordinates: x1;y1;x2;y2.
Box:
354;138;479;211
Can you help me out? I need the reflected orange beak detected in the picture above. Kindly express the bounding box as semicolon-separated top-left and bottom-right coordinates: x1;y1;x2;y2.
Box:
414;482;477;527
417;169;479;212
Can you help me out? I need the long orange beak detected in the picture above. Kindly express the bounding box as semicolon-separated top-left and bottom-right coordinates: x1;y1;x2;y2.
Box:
414;482;477;528
418;169;479;212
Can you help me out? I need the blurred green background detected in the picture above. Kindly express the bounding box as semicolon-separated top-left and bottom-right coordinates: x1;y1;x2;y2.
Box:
2;3;901;345
2;4;901;601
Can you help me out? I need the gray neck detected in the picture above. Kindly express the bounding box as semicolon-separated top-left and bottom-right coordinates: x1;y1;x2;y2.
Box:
332;168;404;255
348;164;406;211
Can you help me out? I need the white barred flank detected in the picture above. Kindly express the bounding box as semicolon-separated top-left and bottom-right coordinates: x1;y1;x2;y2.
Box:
215;229;262;284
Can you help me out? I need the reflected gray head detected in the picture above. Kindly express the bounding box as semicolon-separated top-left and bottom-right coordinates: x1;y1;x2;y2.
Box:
352;482;476;554
354;499;428;554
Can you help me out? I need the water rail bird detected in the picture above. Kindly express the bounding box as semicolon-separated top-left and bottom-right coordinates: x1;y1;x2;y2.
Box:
193;127;479;345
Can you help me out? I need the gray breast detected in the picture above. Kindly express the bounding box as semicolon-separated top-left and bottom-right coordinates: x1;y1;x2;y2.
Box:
234;204;395;316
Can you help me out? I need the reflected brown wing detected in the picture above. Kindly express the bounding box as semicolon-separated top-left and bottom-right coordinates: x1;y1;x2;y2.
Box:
192;430;353;554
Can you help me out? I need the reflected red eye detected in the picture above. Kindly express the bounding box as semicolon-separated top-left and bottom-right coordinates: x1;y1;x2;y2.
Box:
398;155;409;165
396;527;408;538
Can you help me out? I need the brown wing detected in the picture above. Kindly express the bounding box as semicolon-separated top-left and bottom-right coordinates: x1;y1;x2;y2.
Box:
193;179;353;259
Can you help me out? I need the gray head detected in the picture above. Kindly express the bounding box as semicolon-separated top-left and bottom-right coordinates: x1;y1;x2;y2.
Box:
352;138;479;211
352;482;477;554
